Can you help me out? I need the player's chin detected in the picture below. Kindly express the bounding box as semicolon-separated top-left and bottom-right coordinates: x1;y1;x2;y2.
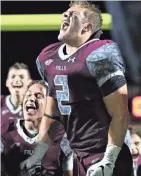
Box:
58;33;64;41
58;30;68;41
24;115;37;122
24;111;37;120
132;154;139;162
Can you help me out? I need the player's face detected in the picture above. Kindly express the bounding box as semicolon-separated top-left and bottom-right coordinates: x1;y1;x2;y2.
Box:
6;68;30;96
23;83;47;122
58;5;89;44
131;134;141;163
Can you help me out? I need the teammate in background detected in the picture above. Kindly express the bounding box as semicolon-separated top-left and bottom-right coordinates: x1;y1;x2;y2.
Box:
21;1;133;176
2;80;72;176
130;126;141;176
1;62;31;136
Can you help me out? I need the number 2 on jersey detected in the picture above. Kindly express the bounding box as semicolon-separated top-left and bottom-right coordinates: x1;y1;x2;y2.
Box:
54;75;71;115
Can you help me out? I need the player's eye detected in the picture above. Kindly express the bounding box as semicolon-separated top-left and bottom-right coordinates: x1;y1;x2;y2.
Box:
36;93;44;99
70;11;76;16
20;75;24;79
135;141;139;146
71;11;79;17
11;75;15;79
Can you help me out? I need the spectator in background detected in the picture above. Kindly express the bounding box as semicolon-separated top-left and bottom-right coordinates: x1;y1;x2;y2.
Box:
1;62;32;136
130;126;141;176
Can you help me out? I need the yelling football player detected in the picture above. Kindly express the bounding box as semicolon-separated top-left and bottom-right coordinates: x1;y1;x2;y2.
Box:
21;1;133;176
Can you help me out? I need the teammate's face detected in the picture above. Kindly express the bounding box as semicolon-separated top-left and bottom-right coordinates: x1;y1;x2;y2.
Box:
131;134;141;163
58;5;89;44
23;83;47;122
6;68;30;96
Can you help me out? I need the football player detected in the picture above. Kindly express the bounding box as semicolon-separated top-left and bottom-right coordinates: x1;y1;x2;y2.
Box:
21;1;133;176
2;80;72;176
1;62;31;136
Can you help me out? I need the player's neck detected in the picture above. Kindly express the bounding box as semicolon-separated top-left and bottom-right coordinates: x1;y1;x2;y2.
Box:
10;94;21;109
65;35;91;55
24;121;38;137
65;44;78;55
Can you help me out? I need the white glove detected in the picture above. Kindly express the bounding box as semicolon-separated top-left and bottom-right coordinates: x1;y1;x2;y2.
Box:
86;145;121;176
20;141;48;169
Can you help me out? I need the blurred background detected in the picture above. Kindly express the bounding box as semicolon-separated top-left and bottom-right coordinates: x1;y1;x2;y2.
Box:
1;1;141;126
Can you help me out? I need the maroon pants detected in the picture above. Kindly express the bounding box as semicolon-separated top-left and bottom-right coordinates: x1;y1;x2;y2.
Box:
73;144;133;176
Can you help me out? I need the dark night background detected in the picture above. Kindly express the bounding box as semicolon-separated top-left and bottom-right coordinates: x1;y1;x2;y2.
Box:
1;1;141;124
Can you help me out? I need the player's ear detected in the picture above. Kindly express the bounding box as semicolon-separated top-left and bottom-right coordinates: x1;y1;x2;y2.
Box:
27;79;32;86
6;78;9;88
82;23;93;34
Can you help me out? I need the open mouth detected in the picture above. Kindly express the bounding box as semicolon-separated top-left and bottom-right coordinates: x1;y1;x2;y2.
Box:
12;85;23;89
61;21;70;30
26;103;37;115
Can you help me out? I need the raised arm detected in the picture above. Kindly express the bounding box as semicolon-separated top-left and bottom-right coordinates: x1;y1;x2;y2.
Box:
38;96;56;142
20;59;58;170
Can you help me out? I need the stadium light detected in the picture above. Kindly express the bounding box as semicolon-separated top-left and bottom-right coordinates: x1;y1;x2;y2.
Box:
1;13;112;31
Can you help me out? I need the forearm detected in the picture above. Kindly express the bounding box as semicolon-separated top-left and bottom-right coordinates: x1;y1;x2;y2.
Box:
38;96;56;143
108;114;130;147
38;116;53;144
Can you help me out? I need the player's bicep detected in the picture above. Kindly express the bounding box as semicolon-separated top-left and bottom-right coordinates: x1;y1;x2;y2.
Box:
103;84;129;119
100;75;126;97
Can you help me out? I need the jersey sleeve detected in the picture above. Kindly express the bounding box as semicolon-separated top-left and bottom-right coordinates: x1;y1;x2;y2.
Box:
86;42;126;96
36;57;49;87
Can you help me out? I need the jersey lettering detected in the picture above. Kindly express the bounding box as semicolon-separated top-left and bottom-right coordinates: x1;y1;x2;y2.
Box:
54;75;71;115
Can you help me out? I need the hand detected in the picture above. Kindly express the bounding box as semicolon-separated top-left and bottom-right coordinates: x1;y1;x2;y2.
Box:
20;155;41;170
86;157;114;176
86;144;121;176
20;141;48;169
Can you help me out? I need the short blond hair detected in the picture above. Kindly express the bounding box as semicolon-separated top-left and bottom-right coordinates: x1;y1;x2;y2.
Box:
8;62;31;78
69;1;103;33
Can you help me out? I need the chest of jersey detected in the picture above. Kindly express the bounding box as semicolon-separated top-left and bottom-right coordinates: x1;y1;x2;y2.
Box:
1;97;23;135
42;49;101;108
38;40;113;117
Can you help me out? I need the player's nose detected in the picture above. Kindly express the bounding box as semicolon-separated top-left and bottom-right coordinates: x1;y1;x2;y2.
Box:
131;145;137;152
15;76;20;81
27;93;36;102
63;11;70;19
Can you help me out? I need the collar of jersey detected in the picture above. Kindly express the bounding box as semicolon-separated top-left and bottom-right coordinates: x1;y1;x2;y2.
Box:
16;119;39;144
6;95;22;114
58;38;99;60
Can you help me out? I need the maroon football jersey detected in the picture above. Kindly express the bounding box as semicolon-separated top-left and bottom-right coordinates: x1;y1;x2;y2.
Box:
2;119;64;175
1;95;23;136
36;39;125;154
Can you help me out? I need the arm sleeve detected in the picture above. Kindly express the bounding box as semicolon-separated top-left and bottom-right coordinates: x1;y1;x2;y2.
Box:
86;42;126;96
36;57;48;86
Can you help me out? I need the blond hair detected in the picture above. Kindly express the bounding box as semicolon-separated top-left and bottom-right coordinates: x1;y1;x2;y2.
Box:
69;1;103;33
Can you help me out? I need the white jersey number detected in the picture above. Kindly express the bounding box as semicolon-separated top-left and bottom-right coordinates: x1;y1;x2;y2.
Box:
54;75;71;115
